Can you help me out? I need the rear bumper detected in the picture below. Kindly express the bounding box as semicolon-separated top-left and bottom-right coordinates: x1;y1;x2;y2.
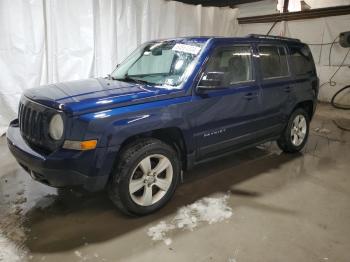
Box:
6;121;118;192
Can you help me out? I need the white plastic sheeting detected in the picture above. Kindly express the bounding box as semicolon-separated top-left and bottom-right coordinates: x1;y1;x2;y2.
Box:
1;0;350;136
0;0;238;135
277;0;301;12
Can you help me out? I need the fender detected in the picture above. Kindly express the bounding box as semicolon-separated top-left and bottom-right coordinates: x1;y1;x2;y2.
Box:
77;96;195;152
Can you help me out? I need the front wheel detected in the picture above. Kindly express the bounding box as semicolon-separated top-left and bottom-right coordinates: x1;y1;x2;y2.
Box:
277;108;310;153
108;138;180;216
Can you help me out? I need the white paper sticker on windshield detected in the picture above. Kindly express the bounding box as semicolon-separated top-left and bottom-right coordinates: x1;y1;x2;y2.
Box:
172;44;201;55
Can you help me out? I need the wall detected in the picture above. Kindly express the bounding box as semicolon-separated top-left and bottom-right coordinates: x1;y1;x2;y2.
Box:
237;0;278;17
236;0;350;105
236;0;350;16
305;0;350;9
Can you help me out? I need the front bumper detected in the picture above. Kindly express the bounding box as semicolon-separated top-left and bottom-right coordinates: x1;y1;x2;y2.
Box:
6;121;117;192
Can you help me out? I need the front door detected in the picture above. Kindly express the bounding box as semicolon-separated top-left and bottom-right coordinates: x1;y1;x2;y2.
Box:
191;43;263;160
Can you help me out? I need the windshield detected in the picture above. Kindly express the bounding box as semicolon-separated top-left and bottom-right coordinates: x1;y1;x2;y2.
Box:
111;40;204;88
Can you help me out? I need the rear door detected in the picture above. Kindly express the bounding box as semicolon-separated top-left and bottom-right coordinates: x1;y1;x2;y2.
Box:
288;45;318;109
257;44;293;135
191;43;264;160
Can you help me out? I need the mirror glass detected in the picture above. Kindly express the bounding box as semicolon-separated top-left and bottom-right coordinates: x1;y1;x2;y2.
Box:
198;72;224;88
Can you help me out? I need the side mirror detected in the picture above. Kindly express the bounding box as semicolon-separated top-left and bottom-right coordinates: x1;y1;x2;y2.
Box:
197;72;224;90
151;49;162;56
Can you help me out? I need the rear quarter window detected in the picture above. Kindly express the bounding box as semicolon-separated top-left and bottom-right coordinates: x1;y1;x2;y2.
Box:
289;45;315;76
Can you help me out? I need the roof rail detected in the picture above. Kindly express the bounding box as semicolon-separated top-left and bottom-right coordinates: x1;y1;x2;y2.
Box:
246;34;301;42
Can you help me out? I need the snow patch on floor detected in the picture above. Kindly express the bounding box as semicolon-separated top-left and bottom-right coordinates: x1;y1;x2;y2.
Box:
147;221;175;242
74;249;105;261
147;194;232;245
314;127;331;134
74;250;83;258
0;233;26;262
174;195;232;230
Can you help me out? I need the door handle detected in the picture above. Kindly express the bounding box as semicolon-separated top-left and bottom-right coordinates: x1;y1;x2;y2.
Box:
284;86;291;93
244;92;257;100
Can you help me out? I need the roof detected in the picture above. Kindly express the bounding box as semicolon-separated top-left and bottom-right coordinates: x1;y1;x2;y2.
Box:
246;34;301;43
151;34;303;45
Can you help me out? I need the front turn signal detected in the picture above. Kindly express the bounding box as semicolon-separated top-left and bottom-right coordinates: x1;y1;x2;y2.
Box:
63;140;97;151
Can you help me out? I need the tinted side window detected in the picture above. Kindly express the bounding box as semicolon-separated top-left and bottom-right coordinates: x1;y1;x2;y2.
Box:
203;46;253;87
290;46;314;75
258;46;289;79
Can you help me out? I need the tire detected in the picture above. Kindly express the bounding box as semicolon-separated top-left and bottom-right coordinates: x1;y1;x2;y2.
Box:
277;108;310;153
108;138;181;216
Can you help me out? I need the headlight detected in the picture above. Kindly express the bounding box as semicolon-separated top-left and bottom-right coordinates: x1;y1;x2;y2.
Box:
49;114;64;140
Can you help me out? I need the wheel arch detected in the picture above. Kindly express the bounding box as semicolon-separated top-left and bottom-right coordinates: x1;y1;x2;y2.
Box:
292;100;315;120
118;127;188;171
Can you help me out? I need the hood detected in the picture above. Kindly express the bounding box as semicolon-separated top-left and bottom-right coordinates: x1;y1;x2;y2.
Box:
24;78;185;115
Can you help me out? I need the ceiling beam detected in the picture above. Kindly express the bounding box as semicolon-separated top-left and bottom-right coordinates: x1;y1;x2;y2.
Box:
238;5;350;24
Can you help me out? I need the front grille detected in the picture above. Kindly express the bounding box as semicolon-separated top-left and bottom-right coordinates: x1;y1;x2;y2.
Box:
18;96;64;153
19;102;45;145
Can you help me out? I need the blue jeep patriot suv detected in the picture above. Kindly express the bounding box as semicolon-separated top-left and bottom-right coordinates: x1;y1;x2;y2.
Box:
7;35;318;215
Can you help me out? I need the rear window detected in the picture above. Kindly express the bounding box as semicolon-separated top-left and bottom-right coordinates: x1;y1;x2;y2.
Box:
289;45;314;75
258;46;289;79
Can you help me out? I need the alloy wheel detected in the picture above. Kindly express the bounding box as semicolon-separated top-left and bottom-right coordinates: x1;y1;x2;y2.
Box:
129;154;173;206
291;114;307;146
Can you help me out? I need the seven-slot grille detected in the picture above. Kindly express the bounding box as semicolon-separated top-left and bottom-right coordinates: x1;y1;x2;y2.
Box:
18;101;46;148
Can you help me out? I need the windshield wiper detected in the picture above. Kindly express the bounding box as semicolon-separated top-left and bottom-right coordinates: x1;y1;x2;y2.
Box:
125;75;149;85
112;75;151;85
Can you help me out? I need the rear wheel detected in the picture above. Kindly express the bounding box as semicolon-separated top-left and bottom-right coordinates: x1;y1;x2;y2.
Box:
277;108;310;153
108;138;180;216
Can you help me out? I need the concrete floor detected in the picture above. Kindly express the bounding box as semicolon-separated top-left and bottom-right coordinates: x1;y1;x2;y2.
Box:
1;103;350;262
